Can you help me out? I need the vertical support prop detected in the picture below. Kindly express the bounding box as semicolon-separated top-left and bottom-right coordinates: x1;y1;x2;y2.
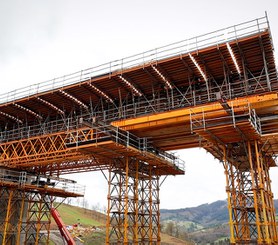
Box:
2;190;14;245
124;157;129;244
156;175;161;244
149;166;153;243
255;140;269;242
222;146;235;244
106;166;112;244
133;160;139;244
16;193;26;245
247;141;262;242
35;198;42;244
222;141;278;244
105;159;161;244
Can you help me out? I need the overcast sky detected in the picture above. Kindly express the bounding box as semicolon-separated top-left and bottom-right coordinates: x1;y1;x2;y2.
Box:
1;0;278;209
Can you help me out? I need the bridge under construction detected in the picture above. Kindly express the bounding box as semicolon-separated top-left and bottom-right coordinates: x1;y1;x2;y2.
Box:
0;14;278;244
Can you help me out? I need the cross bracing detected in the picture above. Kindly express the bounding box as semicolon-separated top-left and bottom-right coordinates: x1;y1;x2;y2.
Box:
0;14;278;244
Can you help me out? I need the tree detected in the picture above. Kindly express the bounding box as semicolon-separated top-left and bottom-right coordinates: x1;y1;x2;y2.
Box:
175;221;179;238
82;198;88;213
165;221;174;236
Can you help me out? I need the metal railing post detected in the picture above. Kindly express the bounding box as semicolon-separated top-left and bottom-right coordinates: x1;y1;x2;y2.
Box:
231;102;235;128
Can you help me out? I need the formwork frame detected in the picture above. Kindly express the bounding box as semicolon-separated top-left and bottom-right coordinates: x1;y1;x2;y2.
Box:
106;157;160;244
0;188;54;245
0;188;27;245
0;168;85;245
0;14;277;245
222;141;277;244
24;193;54;245
1;70;276;144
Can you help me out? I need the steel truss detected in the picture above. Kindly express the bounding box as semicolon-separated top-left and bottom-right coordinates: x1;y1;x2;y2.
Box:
106;157;160;244
222;140;277;244
0;188;27;245
0;14;276;245
0;187;54;245
24;192;54;245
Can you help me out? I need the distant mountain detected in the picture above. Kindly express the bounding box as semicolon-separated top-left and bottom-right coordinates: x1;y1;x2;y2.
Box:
161;199;278;244
161;200;229;227
161;199;278;227
274;199;278;211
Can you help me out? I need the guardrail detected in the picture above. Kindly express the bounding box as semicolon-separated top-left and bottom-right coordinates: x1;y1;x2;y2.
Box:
190;104;262;136
1;71;276;144
0;169;85;195
65;124;185;171
0;69;278;143
0;15;269;105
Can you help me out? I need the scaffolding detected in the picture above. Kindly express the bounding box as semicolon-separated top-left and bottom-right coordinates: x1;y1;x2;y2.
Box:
0;15;272;105
0;71;277;145
221;141;277;243
0;14;277;244
0;168;85;245
106;158;160;244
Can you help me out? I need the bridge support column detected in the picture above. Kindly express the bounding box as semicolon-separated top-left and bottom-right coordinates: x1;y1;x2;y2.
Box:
24;192;53;245
222;141;278;244
0;187;27;245
106;157;160;244
0;187;56;245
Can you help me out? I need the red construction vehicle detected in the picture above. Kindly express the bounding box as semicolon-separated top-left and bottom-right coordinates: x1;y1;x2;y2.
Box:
50;207;76;245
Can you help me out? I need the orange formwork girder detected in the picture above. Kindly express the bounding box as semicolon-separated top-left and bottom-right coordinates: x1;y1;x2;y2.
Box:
0;15;277;244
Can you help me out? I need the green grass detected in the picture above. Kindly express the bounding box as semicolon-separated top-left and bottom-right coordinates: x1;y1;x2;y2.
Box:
82;231;106;245
48;240;55;245
162;220;203;232
50;204;193;245
55;203;104;227
215;236;229;242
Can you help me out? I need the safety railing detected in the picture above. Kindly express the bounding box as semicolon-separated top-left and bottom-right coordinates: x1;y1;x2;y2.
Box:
0;169;28;186
0;15;270;105
1;72;276;144
0;168;85;195
190;104;261;136
65;124;185;171
83;71;278;122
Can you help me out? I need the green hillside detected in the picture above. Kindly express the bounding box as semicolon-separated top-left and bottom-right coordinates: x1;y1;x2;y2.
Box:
55;203;106;227
161;199;278;244
52;203;193;245
53;200;278;244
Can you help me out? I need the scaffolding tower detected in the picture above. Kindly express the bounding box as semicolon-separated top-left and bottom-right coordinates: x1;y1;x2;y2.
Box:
0;14;278;244
0;169;85;244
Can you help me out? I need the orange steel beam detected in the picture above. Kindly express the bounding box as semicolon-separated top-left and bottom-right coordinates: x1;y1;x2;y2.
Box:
0;16;276;245
112;93;278;131
0;126;184;175
111;93;278;154
0;181;83;198
0;127;103;169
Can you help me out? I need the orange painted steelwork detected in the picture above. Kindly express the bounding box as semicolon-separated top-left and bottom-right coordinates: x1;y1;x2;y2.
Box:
0;15;278;244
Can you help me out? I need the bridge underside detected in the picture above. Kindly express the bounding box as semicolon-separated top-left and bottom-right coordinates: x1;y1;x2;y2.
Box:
0;175;83;245
114;92;278;243
0;15;278;244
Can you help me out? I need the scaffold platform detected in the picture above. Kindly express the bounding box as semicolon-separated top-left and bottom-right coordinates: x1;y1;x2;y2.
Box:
0;14;278;244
